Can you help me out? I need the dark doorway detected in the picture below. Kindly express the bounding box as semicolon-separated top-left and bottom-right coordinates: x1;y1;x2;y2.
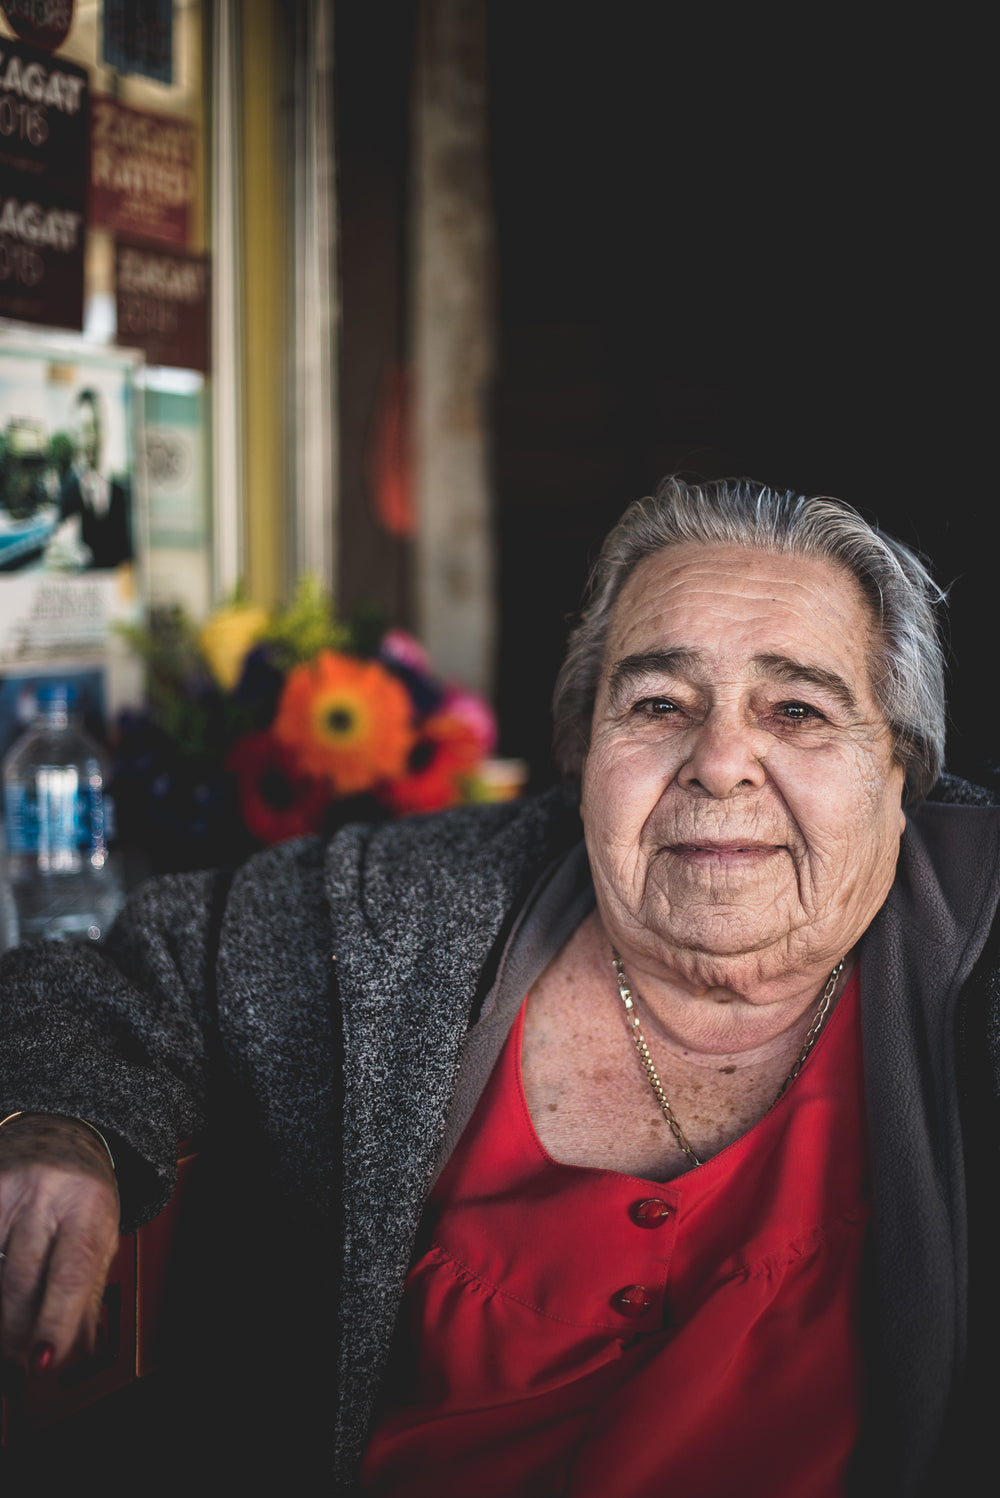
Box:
487;9;993;791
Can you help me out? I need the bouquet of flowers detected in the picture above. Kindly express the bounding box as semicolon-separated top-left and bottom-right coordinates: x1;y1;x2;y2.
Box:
112;579;501;873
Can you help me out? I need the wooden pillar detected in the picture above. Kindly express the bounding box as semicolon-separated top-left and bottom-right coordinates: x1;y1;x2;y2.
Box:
239;0;291;608
412;0;496;695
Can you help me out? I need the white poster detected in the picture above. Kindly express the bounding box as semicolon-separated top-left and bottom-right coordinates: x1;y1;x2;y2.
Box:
0;337;144;660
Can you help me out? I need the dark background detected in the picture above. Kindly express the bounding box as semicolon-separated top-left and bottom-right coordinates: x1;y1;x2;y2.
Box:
336;6;995;793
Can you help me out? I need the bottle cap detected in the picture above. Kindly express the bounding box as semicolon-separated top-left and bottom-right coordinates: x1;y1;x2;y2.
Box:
36;681;78;712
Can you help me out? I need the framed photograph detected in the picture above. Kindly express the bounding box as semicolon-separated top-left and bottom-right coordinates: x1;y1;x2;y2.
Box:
0;337;145;663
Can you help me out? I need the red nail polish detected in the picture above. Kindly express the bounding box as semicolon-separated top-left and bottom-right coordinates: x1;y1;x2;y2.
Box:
30;1341;55;1377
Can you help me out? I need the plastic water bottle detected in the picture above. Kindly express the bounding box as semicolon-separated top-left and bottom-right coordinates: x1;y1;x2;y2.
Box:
1;682;123;945
0;824;18;952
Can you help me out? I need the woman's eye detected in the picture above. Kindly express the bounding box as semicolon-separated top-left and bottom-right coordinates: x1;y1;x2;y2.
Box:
636;697;679;717
776;701;818;722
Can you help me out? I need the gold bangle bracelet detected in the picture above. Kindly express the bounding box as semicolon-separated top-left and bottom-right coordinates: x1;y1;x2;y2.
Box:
0;1110;116;1173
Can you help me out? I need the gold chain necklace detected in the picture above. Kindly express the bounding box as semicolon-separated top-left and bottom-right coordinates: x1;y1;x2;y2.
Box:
610;950;845;1168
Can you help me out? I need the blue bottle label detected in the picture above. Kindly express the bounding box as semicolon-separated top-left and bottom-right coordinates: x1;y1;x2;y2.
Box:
3;772;108;867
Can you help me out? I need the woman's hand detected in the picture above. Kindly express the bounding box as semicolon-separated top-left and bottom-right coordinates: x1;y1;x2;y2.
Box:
0;1113;120;1378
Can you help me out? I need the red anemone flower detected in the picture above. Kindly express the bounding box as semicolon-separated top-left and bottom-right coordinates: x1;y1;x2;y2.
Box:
378;710;485;815
227;731;330;845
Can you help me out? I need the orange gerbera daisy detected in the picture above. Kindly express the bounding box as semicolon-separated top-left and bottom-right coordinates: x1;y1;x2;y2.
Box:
378;709;484;815
272;649;415;795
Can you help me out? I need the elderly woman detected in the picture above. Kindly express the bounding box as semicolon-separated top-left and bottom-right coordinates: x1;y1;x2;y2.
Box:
0;478;997;1495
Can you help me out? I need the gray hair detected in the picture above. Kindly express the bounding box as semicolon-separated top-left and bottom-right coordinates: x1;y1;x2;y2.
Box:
552;476;948;804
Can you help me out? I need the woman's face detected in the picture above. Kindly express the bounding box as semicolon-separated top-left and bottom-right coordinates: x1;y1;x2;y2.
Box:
73;401;101;470
581;542;908;989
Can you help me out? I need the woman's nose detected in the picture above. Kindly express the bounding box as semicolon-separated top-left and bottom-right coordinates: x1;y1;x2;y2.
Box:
676;710;768;798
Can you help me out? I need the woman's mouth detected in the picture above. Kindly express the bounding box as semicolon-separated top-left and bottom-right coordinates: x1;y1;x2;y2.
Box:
666;841;782;868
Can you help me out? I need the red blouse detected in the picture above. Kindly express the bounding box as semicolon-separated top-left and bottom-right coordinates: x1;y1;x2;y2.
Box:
362;970;868;1497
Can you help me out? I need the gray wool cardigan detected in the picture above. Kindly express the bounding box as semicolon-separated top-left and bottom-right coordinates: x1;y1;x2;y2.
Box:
1;777;998;1495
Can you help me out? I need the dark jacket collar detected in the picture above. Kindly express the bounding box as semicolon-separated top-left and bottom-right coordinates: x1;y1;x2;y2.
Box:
860;796;1000;1493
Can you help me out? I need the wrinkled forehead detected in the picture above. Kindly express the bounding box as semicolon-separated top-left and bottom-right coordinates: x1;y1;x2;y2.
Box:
602;541;884;702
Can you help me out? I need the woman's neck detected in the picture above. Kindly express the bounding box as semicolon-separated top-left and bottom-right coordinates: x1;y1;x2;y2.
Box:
585;909;854;1067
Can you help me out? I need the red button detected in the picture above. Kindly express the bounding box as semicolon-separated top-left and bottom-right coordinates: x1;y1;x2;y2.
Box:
631;1198;671;1227
613;1284;653;1318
